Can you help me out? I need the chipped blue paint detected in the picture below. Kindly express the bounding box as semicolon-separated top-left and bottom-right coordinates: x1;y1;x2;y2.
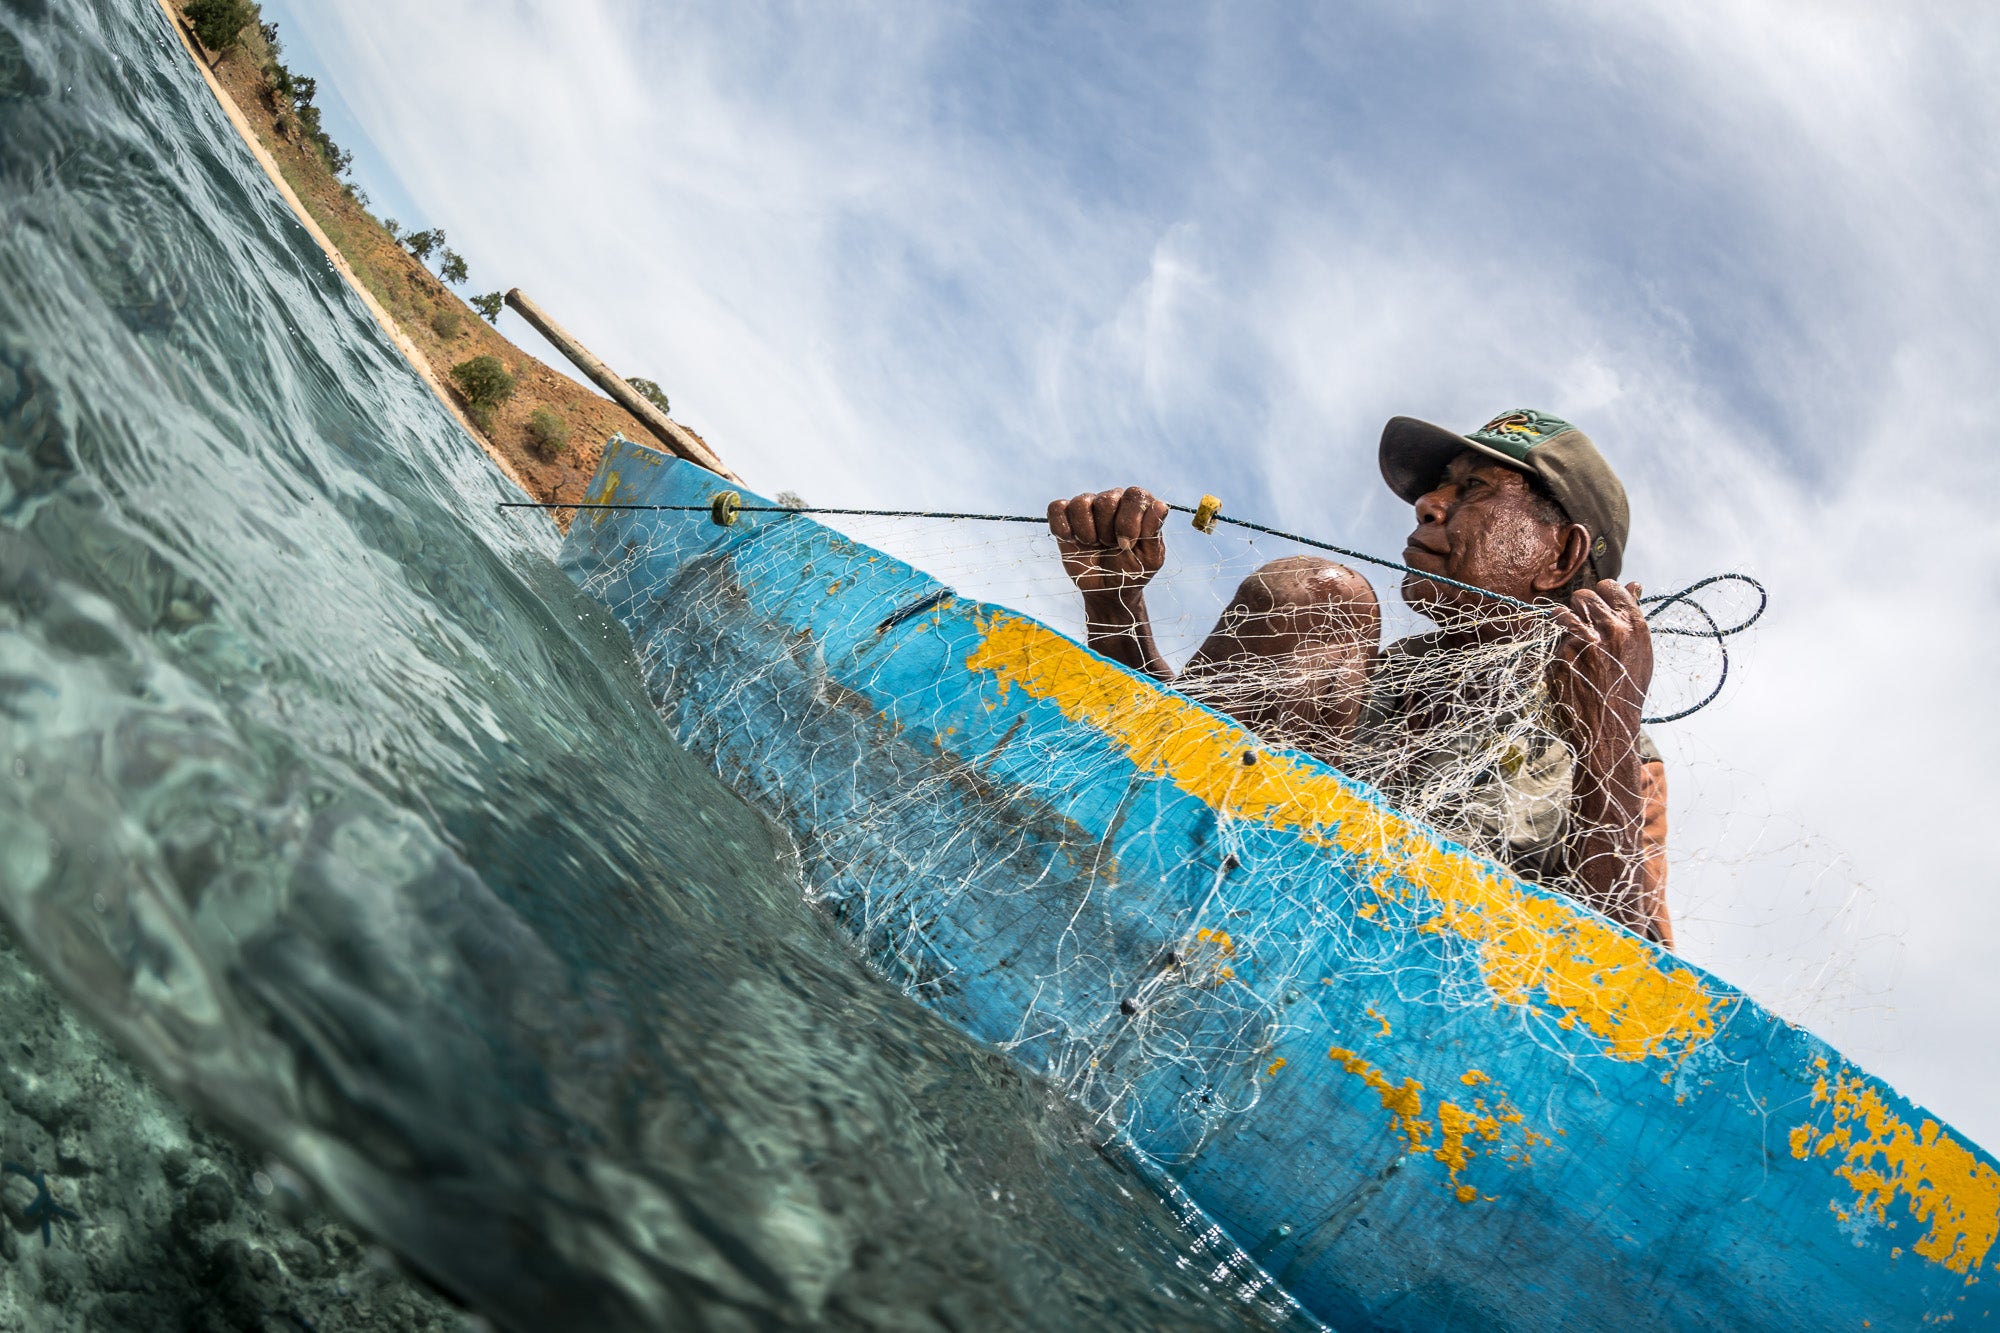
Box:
558;439;1999;1333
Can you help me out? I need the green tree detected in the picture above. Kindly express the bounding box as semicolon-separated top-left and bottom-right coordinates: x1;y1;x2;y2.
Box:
470;292;504;324
382;218;402;241
185;0;255;54
525;407;570;457
439;249;468;286
627;376;670;416
450;355;514;430
404;230;439;262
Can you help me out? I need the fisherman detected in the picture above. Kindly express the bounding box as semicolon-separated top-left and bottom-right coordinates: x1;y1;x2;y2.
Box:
1047;410;1672;946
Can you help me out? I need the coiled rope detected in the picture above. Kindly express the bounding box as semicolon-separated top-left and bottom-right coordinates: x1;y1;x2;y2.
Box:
502;495;1764;723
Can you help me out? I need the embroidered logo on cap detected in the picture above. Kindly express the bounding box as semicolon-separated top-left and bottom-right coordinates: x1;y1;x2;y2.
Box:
1463;409;1576;463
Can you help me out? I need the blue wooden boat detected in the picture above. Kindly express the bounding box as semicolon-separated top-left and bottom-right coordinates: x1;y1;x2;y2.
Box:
559;437;2000;1331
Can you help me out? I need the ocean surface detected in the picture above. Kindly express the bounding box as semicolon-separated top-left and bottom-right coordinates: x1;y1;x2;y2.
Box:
0;2;1306;1327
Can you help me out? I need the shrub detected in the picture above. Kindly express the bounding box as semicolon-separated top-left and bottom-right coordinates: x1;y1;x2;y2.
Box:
626;376;670;416
382;218;402;241
470;292;504;324
430;307;463;339
265;60;351;180
450;355;514;415
439;250;468;286
186;0;255;53
525;407;570;457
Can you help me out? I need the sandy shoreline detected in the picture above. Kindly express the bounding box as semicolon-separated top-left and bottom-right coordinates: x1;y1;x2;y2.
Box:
156;0;555;506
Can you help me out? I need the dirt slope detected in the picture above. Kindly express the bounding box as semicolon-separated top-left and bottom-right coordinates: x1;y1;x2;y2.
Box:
173;8;721;520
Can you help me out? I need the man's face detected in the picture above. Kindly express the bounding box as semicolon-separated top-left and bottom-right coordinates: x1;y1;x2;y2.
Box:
1400;451;1571;619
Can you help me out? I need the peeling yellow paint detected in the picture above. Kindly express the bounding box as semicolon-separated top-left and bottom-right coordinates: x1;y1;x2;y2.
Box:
1791;1067;2000;1275
1194;927;1236;956
1327;1048;1550;1200
587;469;624;527
1329;1047;1430;1152
1433;1099;1498;1175
1179;926;1239;987
1266;1057;1287;1077
967;612;1728;1061
959;611;2000;1267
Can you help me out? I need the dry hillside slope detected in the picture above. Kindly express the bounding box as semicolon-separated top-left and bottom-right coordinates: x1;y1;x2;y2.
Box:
169;4;721;520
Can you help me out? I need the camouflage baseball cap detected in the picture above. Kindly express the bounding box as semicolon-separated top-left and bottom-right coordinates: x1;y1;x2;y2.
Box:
1378;409;1630;582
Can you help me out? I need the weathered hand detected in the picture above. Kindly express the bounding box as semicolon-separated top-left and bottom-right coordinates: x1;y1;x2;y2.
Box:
1549;580;1654;755
1047;487;1170;598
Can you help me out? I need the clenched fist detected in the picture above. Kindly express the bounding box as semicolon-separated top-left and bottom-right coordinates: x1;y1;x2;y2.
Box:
1046;487;1171;599
1549;578;1654;755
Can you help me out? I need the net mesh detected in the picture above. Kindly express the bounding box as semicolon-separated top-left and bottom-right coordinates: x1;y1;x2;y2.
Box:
569;500;1838;1157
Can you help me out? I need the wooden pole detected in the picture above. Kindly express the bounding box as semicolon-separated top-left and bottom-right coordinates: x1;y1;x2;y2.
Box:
503;288;739;481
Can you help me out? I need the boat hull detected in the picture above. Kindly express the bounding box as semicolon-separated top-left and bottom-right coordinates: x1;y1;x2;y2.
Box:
560;440;2000;1332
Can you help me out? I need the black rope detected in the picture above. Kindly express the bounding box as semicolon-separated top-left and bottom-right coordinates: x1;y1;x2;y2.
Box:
1640;572;1766;636
1158;502;1537;611
500;501;1047;523
504;497;1765;722
1631;571;1765;725
502;499;1532;608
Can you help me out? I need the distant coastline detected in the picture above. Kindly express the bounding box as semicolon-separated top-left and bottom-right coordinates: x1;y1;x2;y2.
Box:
156;0;705;520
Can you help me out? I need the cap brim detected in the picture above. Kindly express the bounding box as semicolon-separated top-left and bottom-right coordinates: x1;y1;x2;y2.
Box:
1379;416;1532;504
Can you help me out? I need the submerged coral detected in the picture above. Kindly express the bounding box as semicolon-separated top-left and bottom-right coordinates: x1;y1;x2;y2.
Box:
0;925;470;1332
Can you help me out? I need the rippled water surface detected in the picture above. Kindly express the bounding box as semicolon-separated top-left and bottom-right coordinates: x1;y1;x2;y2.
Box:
0;3;1303;1326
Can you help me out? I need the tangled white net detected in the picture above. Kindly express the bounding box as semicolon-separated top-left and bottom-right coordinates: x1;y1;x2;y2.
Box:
569;496;1868;1158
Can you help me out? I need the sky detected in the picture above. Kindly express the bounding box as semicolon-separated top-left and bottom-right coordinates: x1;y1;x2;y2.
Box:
262;0;2000;1149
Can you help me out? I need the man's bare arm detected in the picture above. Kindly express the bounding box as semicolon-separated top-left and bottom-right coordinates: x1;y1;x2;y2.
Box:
1047;487;1174;680
1637;756;1673;949
1049;489;1383;762
1551;580;1672;944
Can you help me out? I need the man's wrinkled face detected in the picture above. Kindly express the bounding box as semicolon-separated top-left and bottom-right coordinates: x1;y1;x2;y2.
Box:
1400;451;1570;619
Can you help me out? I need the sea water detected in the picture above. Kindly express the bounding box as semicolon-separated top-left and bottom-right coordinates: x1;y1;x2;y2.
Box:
0;2;1303;1327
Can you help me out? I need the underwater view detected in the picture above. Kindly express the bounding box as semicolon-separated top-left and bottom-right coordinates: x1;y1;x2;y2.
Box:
0;2;1314;1327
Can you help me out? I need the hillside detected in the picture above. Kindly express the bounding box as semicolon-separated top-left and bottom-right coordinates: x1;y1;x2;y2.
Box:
166;2;721;519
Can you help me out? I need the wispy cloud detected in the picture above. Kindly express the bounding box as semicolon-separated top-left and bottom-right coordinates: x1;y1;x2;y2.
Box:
266;0;2000;1145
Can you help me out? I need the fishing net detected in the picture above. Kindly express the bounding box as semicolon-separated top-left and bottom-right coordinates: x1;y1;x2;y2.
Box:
556;472;1805;1168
